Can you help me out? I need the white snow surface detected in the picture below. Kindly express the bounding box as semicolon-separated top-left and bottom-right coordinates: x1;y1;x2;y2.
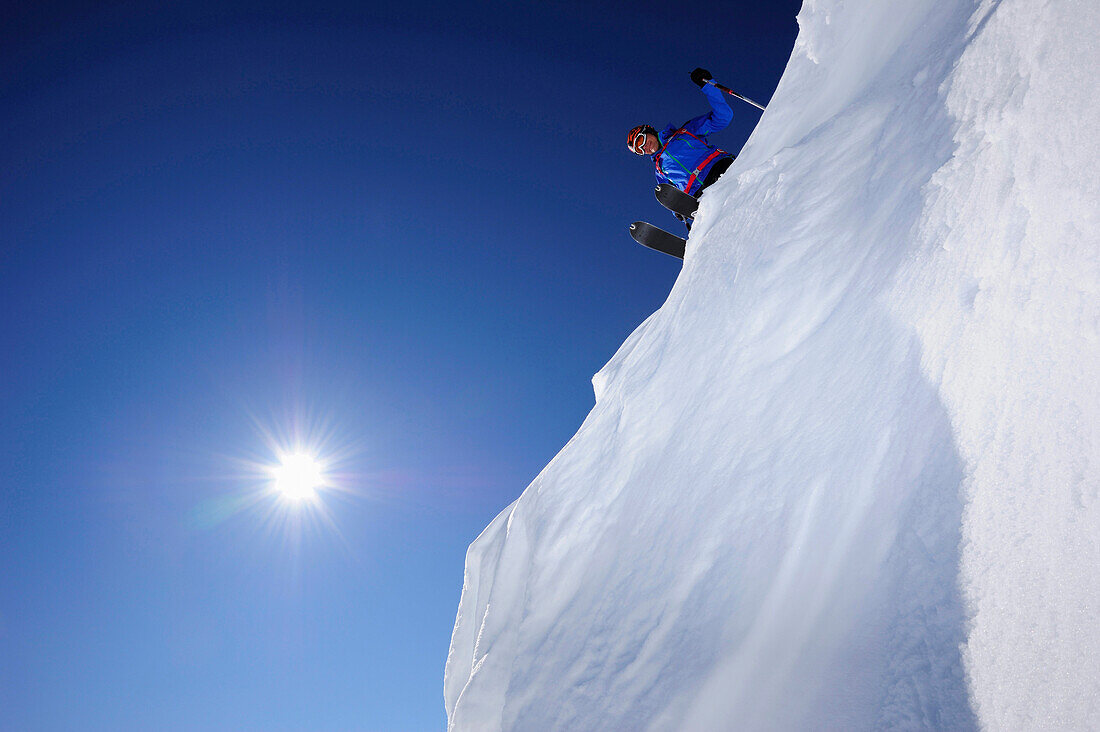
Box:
445;0;1100;728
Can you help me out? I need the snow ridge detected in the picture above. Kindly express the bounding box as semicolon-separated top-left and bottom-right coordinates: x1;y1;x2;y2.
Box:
446;0;1100;728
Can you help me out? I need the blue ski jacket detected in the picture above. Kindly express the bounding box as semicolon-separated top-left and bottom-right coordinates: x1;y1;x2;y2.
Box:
652;81;734;196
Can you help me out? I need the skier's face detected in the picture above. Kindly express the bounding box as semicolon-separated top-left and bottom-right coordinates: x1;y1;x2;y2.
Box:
639;133;660;155
631;131;660;155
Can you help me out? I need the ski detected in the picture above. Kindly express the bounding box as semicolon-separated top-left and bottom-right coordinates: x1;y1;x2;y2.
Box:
629;221;686;259
655;184;699;219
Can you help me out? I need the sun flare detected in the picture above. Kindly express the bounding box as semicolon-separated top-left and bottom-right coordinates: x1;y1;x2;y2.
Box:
272;452;325;501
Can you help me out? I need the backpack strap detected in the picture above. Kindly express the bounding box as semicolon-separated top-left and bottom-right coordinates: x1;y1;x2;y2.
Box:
653;131;674;177
684;149;727;194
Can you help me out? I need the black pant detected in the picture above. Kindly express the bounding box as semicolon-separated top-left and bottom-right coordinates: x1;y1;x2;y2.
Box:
699;155;734;193
681;156;734;233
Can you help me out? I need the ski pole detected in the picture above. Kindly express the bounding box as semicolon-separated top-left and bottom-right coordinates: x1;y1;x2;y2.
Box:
713;82;766;111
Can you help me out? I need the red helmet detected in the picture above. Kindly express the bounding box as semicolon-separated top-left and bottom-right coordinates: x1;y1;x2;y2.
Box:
628;125;658;155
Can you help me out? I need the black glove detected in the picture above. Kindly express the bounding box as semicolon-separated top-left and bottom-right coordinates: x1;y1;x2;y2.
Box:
691;68;713;88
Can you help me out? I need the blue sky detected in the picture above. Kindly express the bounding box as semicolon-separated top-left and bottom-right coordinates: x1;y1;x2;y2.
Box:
0;1;798;729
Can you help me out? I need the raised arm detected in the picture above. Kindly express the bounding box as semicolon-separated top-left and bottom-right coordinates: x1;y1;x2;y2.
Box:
683;81;734;137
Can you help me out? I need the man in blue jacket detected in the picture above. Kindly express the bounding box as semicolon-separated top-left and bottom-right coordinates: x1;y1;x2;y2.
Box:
628;68;735;225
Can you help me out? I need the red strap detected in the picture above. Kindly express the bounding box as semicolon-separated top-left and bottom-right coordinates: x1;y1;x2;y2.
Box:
684;149;725;194
676;128;707;144
653;133;673;176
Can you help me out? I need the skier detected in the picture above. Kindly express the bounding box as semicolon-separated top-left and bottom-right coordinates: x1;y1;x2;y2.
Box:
627;68;735;228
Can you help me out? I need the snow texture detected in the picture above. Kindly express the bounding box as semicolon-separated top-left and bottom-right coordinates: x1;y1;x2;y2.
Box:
445;0;1100;728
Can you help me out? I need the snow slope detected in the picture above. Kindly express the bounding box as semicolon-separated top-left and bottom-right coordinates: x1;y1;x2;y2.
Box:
446;0;1100;728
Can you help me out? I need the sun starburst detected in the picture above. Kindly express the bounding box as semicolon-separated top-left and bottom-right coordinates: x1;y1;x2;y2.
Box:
271;452;325;501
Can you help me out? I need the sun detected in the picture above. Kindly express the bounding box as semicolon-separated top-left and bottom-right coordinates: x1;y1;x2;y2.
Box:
272;452;325;501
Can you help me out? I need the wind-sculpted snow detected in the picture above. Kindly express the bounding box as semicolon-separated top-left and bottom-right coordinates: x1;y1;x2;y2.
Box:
446;0;1100;728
